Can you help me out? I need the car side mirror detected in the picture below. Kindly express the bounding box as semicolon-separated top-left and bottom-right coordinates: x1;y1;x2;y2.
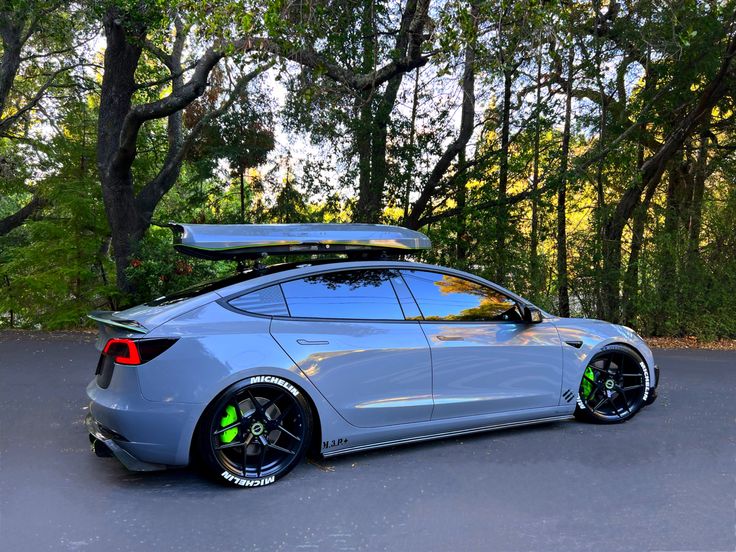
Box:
522;305;543;324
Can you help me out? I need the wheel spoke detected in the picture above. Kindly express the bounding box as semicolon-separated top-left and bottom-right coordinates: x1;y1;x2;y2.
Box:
622;373;643;378
242;434;251;475
277;424;301;442
623;384;645;392
606;394;622;418
583;375;605;400
593;396;607;411
256;442;267;477
267;442;296;455
216;439;248;451
245;389;263;415
603;357;612;374
214;419;243;436
614;385;632;414
274;402;295;424
588;365;610;376
260;391;285;416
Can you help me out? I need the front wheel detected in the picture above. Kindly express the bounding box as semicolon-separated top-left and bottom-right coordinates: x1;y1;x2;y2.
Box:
196;378;312;487
575;344;651;424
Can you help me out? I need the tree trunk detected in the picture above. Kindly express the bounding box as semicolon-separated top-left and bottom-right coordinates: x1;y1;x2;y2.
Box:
96;9;145;296
686;123;709;271
622;176;656;326
557;44;574;317
240;170;246;224
529;40;543;299
456;149;468;262
403;68;420;220
495;67;512;284
353;1;378;223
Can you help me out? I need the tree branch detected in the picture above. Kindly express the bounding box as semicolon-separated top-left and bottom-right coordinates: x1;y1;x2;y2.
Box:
0;63;82;134
0;195;46;236
135;63;273;220
405;5;476;229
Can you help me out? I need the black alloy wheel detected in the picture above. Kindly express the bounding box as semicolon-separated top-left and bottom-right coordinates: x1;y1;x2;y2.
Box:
197;380;312;487
575;344;650;424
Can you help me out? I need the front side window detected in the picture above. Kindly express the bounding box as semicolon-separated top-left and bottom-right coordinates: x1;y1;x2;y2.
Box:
401;270;521;322
280;269;404;320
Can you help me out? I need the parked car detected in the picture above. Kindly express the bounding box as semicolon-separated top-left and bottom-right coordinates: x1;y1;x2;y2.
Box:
86;223;658;487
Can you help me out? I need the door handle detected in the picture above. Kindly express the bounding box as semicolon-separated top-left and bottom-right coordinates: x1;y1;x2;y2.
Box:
296;339;330;345
436;335;464;341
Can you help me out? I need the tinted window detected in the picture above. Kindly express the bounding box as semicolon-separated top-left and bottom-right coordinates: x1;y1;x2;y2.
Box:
281;270;404;320
229;286;289;316
389;272;423;320
401;270;521;322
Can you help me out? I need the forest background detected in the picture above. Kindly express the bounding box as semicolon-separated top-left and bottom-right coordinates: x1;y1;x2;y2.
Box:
1;0;735;339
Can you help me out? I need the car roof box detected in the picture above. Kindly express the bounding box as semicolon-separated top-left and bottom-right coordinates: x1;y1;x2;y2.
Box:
170;223;431;260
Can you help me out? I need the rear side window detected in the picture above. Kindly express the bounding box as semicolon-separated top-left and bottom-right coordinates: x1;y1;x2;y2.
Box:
229;286;289;316
280;269;404;320
401;270;521;322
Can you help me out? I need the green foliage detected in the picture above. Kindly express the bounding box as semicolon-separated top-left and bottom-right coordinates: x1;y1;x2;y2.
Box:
2;0;736;340
124;227;233;305
0;99;114;329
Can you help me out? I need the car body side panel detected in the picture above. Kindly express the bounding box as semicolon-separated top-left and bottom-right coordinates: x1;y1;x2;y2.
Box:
319;406;574;456
270;319;433;427
422;321;564;419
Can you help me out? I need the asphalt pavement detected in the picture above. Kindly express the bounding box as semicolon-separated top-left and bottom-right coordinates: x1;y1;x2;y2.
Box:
0;331;734;551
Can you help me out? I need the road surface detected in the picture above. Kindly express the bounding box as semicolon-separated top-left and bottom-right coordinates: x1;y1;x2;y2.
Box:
0;331;734;551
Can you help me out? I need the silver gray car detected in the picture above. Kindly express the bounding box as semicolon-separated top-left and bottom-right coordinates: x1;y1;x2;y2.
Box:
86;224;659;487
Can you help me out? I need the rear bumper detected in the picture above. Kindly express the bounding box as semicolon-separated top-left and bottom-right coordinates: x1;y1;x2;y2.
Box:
86;413;166;471
86;375;204;468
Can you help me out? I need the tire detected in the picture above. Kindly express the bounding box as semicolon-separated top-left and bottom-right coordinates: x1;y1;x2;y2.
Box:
574;344;651;424
196;377;313;488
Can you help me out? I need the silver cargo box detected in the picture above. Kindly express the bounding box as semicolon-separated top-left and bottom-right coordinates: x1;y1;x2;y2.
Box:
170;223;431;260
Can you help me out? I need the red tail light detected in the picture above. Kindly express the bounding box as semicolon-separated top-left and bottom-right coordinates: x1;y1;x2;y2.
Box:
102;339;141;365
101;338;177;365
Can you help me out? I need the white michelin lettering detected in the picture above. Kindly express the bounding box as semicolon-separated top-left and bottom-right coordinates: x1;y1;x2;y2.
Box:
249;375;299;396
640;362;650;402
221;471;276;486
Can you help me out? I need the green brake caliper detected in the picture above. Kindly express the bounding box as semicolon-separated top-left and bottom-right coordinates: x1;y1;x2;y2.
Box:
219;405;238;443
581;365;596;399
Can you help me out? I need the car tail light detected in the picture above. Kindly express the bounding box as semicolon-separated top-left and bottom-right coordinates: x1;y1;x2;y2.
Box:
102;338;177;365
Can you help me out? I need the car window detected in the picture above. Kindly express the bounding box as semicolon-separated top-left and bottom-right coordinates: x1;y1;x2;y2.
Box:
280;269;404;320
229;285;290;316
400;270;522;322
389;272;423;320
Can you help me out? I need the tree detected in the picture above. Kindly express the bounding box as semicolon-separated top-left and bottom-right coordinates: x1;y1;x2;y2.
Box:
94;4;269;295
0;1;90;236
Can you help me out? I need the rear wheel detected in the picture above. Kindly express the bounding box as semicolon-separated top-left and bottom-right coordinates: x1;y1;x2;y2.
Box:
574;344;651;424
197;379;312;487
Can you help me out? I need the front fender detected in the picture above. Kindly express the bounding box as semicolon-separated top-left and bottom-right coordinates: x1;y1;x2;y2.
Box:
552;318;656;406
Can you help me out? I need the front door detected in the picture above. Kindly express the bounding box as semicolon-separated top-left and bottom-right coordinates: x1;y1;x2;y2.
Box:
400;269;563;420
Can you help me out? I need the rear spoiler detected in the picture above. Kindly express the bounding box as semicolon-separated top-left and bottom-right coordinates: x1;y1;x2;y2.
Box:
88;311;148;334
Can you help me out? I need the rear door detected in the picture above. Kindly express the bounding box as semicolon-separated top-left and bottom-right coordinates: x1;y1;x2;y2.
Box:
268;268;432;428
400;269;563;420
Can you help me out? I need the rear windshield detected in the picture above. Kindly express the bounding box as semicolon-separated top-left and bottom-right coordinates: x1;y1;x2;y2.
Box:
145;259;344;306
147;272;260;306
